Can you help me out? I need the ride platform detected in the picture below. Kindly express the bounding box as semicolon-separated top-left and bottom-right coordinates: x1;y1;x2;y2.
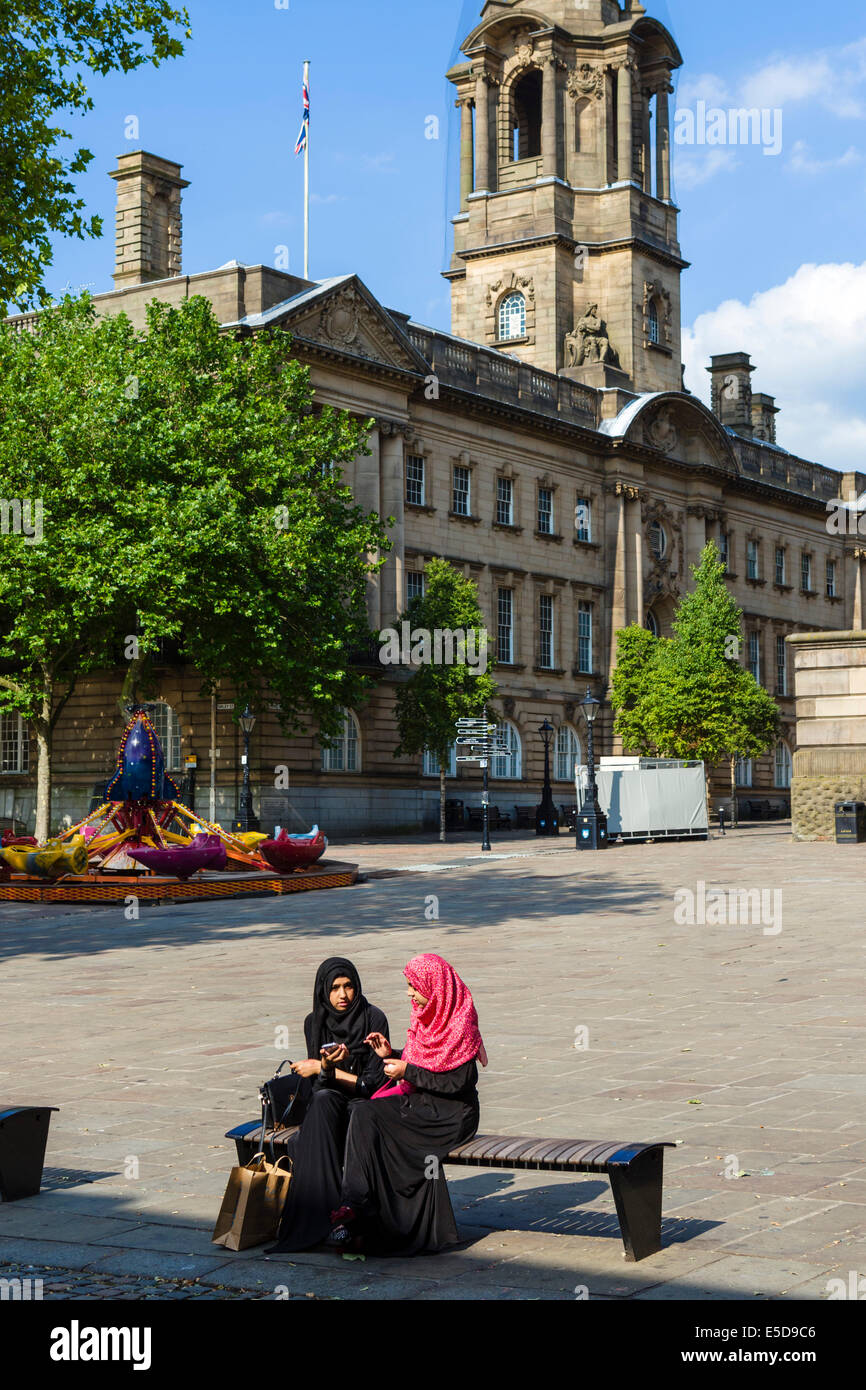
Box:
0;858;359;906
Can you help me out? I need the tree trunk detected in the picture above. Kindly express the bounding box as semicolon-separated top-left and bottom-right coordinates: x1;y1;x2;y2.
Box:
730;756;738;828
34;704;52;843
439;766;446;843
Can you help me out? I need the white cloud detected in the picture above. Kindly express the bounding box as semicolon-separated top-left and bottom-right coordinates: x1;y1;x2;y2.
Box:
742;38;866;117
788;140;861;174
682;261;866;472
361;152;397;173
676;72;730;108
674;147;738;189
310;193;345;204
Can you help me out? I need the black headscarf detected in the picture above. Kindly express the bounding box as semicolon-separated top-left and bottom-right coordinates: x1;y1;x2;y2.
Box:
306;957;374;1076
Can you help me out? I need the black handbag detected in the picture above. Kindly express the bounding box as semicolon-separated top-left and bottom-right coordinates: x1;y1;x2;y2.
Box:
259;1061;309;1136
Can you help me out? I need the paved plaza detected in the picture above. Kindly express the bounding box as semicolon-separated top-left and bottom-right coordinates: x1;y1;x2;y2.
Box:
1;823;865;1301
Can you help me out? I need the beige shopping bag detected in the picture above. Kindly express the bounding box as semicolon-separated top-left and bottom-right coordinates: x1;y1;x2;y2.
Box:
211;1152;293;1251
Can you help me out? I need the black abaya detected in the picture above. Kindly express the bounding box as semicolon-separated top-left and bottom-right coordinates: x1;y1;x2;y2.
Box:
272;1006;389;1252
338;1057;479;1255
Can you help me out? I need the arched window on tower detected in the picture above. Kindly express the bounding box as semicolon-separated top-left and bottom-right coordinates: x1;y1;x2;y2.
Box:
648;299;660;344
512;70;542;160
498;291;526;341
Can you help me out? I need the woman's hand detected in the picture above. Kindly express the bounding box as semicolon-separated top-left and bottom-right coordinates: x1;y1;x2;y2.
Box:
365;1032;392;1059
383;1058;407;1081
291;1059;321;1079
321;1044;349;1066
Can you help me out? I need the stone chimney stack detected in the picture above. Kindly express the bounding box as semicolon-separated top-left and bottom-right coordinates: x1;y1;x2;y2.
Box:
707;352;755;438
751;392;779;444
109;152;189;289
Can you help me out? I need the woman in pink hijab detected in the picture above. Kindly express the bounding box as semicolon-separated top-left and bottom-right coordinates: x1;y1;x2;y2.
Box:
328;953;486;1255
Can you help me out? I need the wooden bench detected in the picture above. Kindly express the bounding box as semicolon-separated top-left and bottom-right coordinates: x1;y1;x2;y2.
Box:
466;805;512;831
513;806;536;830
225;1120;675;1262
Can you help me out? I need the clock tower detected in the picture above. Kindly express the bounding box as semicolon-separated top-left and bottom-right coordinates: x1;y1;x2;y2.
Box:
446;0;686;394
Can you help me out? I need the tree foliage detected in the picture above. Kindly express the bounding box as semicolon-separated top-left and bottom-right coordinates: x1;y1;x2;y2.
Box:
0;0;191;314
611;542;779;773
0;292;387;834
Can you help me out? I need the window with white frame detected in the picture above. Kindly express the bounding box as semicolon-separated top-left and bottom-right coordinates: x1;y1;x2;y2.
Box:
555;724;581;783
538;594;554;669
423;744;457;778
648;300;660;345
0;713;29;774
747;539;759;580
578;602;593;674
826;560;837;598
774;741;792;789
406;455;425;507
492;721;522;779
406;571;426;604
151;700;182;771
776;636;787;695
497;588;514;663
649;521;667;559
575;497;592;543
775;547;786;586
801;552;812;592
452;465;470;517
498;292;526;341
320;708;360;772
748;631;761;684
735;756;753;787
496;476;514;526
537;486;553;535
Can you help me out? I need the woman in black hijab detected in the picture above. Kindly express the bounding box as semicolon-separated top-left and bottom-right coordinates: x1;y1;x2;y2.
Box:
271;957;389;1252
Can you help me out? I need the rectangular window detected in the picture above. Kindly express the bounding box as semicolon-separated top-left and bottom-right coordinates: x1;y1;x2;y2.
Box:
801;553;812;592
538;594;554;668
496;477;514;527
452;466;470;517
406;455;425;507
575;497;592;543
578;602;593;674
719;531;730;571
0;713;28;774
776;635;787;695
406;571;426;603
826;560;837;598
775;547;786;586
497;588;514;664
747;540;759;580
537;487;553;535
748;631;761;684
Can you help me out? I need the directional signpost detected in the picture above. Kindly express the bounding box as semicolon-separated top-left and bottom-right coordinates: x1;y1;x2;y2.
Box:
455;713;510;852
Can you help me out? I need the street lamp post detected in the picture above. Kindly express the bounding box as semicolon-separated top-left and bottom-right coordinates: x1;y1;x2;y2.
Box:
535;719;559;836
576;688;609;850
233;705;260;833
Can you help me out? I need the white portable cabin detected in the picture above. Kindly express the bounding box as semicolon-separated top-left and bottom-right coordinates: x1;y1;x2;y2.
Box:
575;757;709;842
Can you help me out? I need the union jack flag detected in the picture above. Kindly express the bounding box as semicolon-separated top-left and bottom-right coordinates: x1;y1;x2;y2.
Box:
294;78;310;156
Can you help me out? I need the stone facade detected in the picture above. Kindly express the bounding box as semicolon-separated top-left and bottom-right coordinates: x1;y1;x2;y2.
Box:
789;632;866;840
3;0;862;837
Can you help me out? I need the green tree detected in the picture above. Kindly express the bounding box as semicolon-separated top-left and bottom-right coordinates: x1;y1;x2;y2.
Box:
0;0;190;314
0;292;387;839
392;558;497;841
611;542;779;810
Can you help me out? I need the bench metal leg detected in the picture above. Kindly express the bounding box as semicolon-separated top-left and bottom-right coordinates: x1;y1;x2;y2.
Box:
607;1149;665;1261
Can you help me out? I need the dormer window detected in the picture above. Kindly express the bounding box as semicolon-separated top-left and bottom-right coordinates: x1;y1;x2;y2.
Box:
498;291;526;341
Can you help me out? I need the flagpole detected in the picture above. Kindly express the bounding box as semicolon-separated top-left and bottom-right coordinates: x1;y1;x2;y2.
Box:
303;59;310;280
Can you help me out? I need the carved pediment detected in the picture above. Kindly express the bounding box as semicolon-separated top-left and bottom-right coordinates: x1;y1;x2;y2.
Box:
273;278;427;374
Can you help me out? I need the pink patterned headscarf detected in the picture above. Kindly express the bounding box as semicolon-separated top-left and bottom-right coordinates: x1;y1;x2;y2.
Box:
401;954;488;1073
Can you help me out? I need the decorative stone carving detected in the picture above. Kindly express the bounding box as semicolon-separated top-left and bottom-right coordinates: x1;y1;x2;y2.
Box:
319;286;361;348
564;304;621;368
639;279;673;347
511;26;535;69
567;63;605;101
486;270;535;309
641;499;685;591
644;407;678;454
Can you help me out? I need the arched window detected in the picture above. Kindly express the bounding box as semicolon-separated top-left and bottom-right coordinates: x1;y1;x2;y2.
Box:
498;292;526;341
648;299;660;344
512;70;542;159
774;741;792;789
554;724;582;783
151;700;182;771
645;610;659;638
649;521;667;559
735;757;753;788
492;721;522;780
423;744;457;778
320;708;360;772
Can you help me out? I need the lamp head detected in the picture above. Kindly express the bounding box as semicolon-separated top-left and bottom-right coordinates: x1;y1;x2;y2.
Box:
580;688;601;725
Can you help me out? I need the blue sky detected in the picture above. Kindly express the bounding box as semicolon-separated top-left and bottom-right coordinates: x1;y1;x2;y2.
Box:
43;0;866;469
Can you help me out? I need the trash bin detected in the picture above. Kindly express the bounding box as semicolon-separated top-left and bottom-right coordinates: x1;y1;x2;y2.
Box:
834;802;866;844
0;1106;58;1200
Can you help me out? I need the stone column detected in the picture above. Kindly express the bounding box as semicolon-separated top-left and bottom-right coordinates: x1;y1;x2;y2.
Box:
475;72;491;192
854;549;866;630
616;59;635;183
543;56;559;178
628;491;644;624
459;98;474;205
686;506;709;576
379;424;407;627
642;92;652;194
608;483;629;662
656;83;671;201
354;428;382;629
